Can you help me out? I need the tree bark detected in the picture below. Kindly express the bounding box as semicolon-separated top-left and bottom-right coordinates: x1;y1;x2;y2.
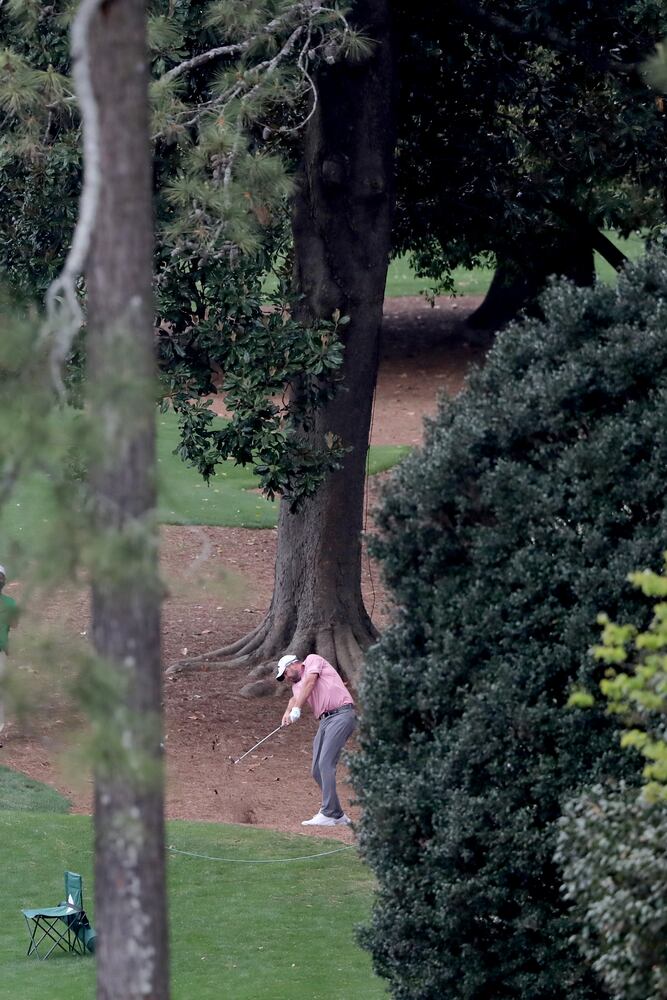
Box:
85;2;169;997
169;0;395;692
468;230;596;331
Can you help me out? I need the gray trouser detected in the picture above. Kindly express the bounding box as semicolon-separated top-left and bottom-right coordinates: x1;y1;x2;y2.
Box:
312;707;357;819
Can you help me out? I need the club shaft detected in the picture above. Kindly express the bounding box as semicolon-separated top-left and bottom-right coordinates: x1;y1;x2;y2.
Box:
234;725;284;763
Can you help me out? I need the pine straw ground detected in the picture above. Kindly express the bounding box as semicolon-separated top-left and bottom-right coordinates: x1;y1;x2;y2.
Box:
0;296;488;841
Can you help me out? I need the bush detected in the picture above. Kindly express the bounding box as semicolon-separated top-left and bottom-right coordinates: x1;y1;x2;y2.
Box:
556;564;667;1000
352;251;667;998
556;785;667;1000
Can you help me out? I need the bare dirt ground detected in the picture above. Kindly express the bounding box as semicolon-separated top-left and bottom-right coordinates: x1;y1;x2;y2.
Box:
1;296;488;842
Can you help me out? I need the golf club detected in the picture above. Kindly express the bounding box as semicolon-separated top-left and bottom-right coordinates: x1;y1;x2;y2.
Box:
232;724;285;764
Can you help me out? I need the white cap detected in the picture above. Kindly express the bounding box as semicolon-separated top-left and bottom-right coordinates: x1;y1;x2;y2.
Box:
276;654;299;681
0;565;6;577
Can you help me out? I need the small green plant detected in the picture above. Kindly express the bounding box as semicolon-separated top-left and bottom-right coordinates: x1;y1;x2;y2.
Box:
570;560;667;802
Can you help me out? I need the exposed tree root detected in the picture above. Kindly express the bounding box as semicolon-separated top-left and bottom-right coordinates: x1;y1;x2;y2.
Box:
165;618;271;673
166;609;377;697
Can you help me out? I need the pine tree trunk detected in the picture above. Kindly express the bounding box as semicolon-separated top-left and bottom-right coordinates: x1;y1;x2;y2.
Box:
85;3;169;997
169;0;395;691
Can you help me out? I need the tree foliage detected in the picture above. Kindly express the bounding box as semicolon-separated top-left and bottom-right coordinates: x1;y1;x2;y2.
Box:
0;0;363;505
352;249;667;998
393;0;667;291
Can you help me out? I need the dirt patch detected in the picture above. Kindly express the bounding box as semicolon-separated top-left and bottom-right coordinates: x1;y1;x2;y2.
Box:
0;296;488;839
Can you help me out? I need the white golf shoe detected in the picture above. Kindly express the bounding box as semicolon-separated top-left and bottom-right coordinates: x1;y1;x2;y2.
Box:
301;811;337;826
334;813;351;826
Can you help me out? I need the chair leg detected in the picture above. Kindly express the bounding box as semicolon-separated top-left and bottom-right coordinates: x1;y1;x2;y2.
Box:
24;915;38;958
72;926;86;955
25;917;74;960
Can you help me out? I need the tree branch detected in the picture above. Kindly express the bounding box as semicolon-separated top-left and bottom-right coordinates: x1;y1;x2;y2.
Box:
40;0;105;395
162;1;320;83
162;41;248;82
547;200;629;271
156;25;308;141
589;229;629;271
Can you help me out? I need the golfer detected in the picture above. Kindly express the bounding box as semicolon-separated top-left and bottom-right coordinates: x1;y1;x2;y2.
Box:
0;565;18;735
277;653;356;826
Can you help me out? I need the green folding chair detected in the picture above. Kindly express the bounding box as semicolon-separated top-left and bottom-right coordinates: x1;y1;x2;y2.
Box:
22;871;96;959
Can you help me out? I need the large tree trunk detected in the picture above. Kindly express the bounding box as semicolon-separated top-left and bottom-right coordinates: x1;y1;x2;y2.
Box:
468;230;595;331
169;0;395;692
85;2;169;997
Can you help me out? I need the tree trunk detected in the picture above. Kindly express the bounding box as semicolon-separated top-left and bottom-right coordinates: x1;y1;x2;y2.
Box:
85;2;169;997
468;230;595;331
169;0;395;692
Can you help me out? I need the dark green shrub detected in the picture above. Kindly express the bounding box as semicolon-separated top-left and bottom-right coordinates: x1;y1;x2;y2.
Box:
352;251;667;999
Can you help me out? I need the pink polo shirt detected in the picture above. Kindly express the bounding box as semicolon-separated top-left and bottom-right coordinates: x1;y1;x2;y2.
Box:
292;654;355;720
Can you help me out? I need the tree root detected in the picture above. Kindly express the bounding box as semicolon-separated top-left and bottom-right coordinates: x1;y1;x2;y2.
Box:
166;610;377;696
165;618;272;674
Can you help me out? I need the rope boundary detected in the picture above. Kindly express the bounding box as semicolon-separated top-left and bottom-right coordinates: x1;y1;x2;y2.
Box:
167;843;355;864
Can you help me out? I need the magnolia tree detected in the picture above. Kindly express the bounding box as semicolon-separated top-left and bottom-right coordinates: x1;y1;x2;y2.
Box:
391;0;667;325
0;0;363;503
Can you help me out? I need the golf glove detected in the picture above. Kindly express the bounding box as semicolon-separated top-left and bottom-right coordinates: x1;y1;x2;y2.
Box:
289;707;301;723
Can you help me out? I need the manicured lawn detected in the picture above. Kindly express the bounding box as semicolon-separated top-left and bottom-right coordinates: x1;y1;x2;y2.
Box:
385;231;645;298
0;810;385;1000
595;230;645;283
157;412;410;528
0;766;71;813
0;411;410;547
385;255;495;297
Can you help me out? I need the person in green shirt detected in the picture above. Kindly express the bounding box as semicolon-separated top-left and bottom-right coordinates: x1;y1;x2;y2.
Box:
0;565;18;735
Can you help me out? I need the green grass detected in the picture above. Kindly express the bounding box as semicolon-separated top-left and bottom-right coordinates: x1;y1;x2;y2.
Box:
0;413;409;545
157;413;409;528
0;810;385;1000
594;230;645;284
385;231;646;298
0;766;71;813
385;255;496;297
157;411;279;529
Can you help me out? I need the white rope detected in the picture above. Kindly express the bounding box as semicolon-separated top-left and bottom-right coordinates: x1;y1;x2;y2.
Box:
167;843;355;864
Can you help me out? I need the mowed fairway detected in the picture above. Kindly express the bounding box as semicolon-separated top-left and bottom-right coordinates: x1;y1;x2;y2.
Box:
0;809;386;1000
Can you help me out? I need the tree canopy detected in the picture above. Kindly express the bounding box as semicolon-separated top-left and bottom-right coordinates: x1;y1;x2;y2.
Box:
0;0;364;504
4;1;667;493
393;0;667;293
